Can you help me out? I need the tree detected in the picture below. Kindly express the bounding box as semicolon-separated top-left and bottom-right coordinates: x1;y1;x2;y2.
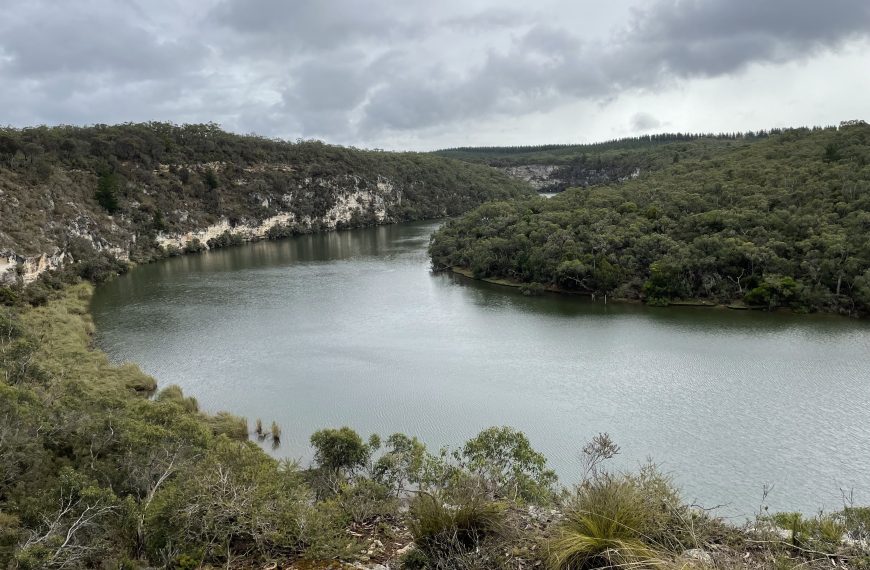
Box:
457;427;556;503
95;172;121;213
310;427;370;476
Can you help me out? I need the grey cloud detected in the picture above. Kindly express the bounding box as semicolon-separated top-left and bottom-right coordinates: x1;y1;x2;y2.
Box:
623;0;870;78
1;0;869;146
0;1;205;79
209;0;422;54
355;0;870;136
630;112;662;131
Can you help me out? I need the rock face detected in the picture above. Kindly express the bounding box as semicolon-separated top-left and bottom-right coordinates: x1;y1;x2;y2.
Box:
498;163;641;193
1;250;71;285
154;181;397;252
0;170;404;285
497;165;561;191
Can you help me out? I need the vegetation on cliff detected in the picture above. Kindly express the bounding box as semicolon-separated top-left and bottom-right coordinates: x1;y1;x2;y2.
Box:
429;123;870;316
0;122;533;262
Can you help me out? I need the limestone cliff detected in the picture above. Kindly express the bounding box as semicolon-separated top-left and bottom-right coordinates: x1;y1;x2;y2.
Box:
0;123;532;286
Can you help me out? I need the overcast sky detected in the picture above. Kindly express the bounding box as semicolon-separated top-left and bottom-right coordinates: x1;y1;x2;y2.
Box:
1;0;869;150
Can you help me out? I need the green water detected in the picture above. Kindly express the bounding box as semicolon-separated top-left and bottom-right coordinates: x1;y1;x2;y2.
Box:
91;221;870;517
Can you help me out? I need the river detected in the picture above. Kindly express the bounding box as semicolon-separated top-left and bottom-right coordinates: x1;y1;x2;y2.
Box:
91;221;870;518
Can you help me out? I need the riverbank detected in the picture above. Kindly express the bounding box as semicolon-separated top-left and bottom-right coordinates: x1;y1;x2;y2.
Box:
450;266;763;311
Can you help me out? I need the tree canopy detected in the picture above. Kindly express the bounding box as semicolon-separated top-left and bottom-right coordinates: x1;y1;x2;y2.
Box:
430;123;870;316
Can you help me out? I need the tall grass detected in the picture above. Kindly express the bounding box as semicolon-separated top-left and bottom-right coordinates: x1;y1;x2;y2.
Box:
548;478;663;569
408;492;506;566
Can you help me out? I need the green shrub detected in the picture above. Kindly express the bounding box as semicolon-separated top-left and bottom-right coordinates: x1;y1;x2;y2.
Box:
336;479;399;524
840;506;870;542
183;239;206;254
458;426;557;503
310;426;371;475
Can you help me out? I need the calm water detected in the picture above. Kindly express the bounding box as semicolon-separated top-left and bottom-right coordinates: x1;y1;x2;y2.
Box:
91;221;870;518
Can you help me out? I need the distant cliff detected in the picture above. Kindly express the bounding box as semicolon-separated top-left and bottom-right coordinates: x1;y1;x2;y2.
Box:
0;123;533;284
496;163;641;192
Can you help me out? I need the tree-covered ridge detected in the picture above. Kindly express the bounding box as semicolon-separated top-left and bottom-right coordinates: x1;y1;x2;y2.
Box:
432;130;780;165
429;123;870;316
0;122;533;259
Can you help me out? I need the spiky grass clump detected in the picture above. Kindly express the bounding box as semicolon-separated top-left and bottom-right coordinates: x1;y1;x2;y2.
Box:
409;492;506;562
206;411;248;441
548;478;664;569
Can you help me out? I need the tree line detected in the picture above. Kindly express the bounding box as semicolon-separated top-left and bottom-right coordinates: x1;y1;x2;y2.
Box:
430;123;870;316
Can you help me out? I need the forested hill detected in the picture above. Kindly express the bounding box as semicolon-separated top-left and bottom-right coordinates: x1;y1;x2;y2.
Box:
433;131;780;192
0;123;532;280
429;122;870;317
433;131;770;166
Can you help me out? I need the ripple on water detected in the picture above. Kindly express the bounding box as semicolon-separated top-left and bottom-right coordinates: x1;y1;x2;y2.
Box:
90;221;870;516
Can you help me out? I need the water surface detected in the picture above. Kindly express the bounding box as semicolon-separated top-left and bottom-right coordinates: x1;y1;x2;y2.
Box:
91;221;870;517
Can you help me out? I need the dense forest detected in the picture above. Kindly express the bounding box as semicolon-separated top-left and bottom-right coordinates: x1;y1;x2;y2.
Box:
1;285;868;569
429;122;870;316
433;131;776;166
0;122;532;262
432;130;802;193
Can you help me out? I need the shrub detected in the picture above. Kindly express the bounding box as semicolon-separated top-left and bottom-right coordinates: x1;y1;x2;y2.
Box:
310;427;370;476
155;384;198;412
183;239;206;254
458;426;556;503
95;172;121;213
336;479;399;524
408;492;505;563
840;506;870;542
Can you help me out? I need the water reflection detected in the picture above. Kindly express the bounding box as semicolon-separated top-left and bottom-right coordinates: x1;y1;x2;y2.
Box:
92;221;870;517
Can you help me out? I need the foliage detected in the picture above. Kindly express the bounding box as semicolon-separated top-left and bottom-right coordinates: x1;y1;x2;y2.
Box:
456;426;557;503
334;479;399;524
430;124;870;316
548;479;662;569
311;426;372;475
95;172;121;213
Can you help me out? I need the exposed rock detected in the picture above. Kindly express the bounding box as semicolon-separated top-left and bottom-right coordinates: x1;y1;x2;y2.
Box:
497;165;560;191
498;163;641;193
0;249;71;285
682;548;714;565
395;543;415;557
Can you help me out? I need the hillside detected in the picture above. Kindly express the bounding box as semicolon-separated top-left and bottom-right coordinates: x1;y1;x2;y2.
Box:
0;123;532;284
429;122;870;316
433;132;772;192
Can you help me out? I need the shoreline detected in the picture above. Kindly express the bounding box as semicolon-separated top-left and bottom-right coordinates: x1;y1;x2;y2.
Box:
448;266;799;315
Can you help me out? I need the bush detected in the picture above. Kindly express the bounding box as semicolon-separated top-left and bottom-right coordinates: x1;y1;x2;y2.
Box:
155;384;199;413
840;506;870;542
458;426;557;503
310;427;371;476
547;461;697;570
336;479;398;524
408;493;505;563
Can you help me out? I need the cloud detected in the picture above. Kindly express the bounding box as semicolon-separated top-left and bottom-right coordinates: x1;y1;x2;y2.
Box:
0;1;206;80
630;112;662;131
355;0;870;137
0;0;868;147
